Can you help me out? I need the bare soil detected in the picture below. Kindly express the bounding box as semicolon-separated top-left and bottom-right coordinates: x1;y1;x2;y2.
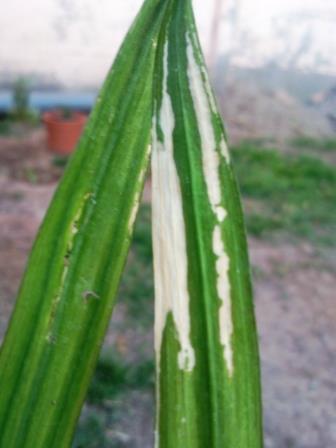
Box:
0;129;335;447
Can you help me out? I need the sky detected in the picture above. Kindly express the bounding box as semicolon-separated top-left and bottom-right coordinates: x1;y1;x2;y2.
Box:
0;0;335;88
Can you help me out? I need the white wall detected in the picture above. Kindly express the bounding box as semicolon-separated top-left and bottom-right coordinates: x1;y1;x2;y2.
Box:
0;0;218;87
0;0;335;88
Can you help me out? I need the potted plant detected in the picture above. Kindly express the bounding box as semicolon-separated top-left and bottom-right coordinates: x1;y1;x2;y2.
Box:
43;108;87;155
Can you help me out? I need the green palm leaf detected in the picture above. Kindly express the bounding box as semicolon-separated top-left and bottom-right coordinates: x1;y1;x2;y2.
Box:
0;1;172;446
152;1;263;446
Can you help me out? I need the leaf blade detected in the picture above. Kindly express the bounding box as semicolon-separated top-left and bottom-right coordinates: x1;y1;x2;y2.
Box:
152;1;263;446
0;1;172;447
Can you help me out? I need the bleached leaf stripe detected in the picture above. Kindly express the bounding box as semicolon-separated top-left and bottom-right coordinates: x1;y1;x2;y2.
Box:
152;0;262;447
152;41;196;374
153;34;234;375
186;32;234;376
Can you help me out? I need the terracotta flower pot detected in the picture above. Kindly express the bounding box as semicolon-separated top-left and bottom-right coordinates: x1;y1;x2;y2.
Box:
43;110;87;155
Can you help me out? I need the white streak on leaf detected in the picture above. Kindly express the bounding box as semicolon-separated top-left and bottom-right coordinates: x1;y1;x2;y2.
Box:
127;144;151;233
220;135;230;163
152;41;195;373
46;192;92;344
213;225;234;376
187;34;230;165
186;35;227;226
200;64;217;114
187;33;234;376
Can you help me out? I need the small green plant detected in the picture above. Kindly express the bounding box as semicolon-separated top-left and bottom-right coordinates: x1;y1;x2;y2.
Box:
52;155;70;169
12;77;31;120
10;77;39;124
0;119;12;136
24;167;38;184
60;107;75;120
0;1;262;447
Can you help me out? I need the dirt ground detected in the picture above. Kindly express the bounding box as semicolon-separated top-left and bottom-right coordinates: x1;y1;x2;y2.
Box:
0;129;335;447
